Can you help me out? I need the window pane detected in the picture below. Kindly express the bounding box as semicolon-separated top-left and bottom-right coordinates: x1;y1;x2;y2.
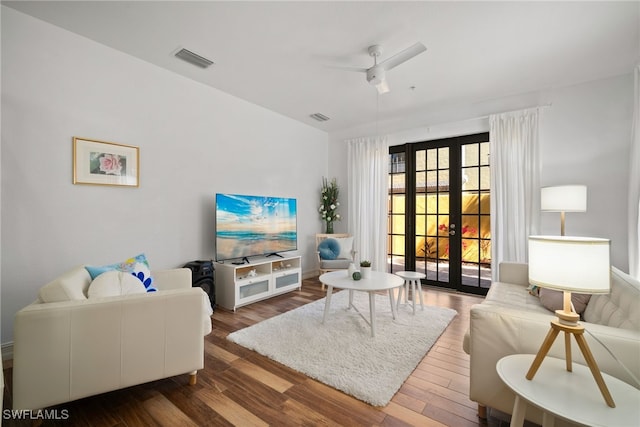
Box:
427;149;438;170
438;194;450;214
391;214;405;234
391;195;405;213
392;174;405;192
415;150;426;171
426;214;438;235
463;144;479;167
438;147;449;169
480;142;490;166
439;170;450;191
463;167;479;190
480;166;490;190
426;171;438;192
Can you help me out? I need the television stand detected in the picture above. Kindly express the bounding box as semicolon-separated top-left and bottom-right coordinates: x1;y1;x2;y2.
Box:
215;255;301;311
231;257;250;265
266;252;283;258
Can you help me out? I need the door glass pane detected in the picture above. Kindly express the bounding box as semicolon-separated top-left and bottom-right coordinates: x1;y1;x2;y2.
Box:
391;195;405;213
462;144;479;167
438;170;450;190
438;147;449;169
480;142;490;166
416;150;426;171
480;166;490;190
463;168;479;190
426;171;438;192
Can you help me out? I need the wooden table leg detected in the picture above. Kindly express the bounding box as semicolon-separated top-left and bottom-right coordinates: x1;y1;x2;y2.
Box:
510;395;526;427
322;285;333;324
388;289;397;320
542;411;555;427
369;291;376;338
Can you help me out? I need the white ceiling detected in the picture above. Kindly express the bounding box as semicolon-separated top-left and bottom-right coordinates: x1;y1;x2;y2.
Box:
4;1;639;134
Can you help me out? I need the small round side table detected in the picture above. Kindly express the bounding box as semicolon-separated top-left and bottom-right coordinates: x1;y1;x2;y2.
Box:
395;271;426;314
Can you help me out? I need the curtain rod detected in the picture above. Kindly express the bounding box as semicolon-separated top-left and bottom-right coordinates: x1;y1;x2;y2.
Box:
416;103;553;133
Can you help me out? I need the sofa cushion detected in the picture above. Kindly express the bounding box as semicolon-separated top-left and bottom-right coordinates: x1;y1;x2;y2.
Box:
87;270;147;298
320;259;353;270
85;254;157;292
482;281;551;315
583;267;640;330
318;238;340;260
38;266;91;303
538;288;591;315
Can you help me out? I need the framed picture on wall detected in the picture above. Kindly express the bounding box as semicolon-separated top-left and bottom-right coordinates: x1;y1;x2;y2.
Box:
73;137;139;187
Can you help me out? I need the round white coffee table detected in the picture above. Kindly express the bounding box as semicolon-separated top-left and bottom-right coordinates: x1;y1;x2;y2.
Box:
497;354;640;427
319;270;404;337
395;271;426;314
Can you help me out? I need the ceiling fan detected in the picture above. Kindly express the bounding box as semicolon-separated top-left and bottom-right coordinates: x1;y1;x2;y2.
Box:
339;42;427;94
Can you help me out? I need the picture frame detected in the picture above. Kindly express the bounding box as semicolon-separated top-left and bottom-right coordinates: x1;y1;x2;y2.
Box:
73;137;139;187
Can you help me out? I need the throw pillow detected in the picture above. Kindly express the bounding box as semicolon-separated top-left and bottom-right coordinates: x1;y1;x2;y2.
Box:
538;288;592;315
85;253;157;292
88;270;147;298
318;238;340;260
333;236;354;259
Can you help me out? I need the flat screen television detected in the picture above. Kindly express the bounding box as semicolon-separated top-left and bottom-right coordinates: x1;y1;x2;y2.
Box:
215;193;297;262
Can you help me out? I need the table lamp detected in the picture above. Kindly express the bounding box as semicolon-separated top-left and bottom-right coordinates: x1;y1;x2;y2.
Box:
541;185;587;236
527;235;614;407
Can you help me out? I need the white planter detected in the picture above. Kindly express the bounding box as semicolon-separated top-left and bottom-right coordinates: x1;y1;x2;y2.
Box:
360;266;372;279
347;263;356;278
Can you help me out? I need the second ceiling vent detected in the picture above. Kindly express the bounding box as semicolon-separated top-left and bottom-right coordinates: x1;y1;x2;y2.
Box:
175;48;214;68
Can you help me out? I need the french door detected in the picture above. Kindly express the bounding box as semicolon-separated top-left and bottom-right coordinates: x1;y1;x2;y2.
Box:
388;133;491;295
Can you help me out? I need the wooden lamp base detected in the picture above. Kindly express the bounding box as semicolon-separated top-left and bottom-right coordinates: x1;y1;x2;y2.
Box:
525;316;615;408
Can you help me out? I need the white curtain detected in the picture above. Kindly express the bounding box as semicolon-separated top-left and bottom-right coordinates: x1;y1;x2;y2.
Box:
489;108;541;280
629;64;640;278
347;136;389;272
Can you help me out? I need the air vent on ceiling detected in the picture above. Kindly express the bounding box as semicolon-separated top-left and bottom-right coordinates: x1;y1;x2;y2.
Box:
175;48;214;68
310;113;330;122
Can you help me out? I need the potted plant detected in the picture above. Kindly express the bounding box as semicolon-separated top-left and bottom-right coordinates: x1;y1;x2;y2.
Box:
360;260;372;278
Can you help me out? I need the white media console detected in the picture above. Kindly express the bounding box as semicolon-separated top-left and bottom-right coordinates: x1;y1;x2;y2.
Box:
215;254;302;311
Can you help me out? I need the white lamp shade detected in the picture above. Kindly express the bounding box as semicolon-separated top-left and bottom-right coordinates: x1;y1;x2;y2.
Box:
528;235;610;294
541;185;587;212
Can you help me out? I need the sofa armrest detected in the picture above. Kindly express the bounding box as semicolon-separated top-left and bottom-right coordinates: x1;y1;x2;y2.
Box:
13;287;207;410
152;268;192;291
498;262;529;286
468;302;640;417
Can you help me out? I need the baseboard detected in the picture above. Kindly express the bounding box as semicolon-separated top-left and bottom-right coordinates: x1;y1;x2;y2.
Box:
2;341;13;362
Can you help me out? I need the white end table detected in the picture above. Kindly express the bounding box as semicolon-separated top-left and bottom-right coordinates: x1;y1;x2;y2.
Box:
395;270;426;314
497;354;640;427
319;270;404;337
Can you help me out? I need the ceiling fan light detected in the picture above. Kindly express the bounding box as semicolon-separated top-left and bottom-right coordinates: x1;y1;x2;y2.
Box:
376;80;390;94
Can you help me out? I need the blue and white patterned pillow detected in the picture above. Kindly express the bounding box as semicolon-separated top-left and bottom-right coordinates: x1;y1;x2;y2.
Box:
85;253;157;292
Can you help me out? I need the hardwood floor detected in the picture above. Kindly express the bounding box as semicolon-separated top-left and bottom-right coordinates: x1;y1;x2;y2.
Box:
2;277;497;426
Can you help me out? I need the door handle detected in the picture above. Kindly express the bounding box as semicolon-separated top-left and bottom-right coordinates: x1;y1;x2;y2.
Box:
449;230;456;235
449;223;456;235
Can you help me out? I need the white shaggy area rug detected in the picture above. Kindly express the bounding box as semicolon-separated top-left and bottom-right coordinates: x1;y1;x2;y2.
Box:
227;290;457;406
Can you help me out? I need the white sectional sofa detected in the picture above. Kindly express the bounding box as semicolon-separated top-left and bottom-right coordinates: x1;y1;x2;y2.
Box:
12;267;212;410
463;262;640;426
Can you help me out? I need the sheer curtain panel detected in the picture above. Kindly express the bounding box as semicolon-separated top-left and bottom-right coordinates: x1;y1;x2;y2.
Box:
630;64;640;279
489;108;541;280
347;137;389;272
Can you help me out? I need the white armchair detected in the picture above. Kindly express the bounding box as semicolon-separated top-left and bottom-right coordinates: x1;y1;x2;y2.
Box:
316;233;356;288
12;267;212;410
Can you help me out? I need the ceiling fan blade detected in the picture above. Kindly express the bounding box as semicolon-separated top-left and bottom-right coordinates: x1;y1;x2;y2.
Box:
326;65;368;73
379;42;427;71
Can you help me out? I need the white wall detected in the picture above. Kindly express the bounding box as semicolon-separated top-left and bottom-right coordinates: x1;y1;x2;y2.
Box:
1;7;328;344
329;74;633;272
